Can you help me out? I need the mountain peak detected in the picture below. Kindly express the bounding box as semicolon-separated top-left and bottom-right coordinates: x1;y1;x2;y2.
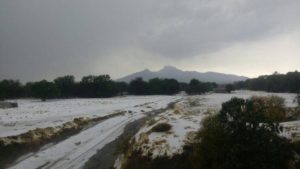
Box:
117;66;248;83
141;68;151;72
160;65;180;72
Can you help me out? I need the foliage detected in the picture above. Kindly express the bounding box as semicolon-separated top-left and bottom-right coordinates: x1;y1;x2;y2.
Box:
151;123;172;132
148;78;180;95
54;75;76;98
31;80;60;101
78;75;118;98
128;77;180;95
236;71;300;93
0;80;23;100
251;95;287;122
185;79;217;95
0;75;183;100
128;78;149;95
193;97;294;169
291;140;300;168
225;84;235;93
116;82;128;95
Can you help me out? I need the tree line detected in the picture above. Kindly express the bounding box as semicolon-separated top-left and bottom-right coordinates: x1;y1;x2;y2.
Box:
234;71;300;93
0;75;217;101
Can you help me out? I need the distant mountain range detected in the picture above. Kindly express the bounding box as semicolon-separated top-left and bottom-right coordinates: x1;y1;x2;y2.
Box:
117;66;248;84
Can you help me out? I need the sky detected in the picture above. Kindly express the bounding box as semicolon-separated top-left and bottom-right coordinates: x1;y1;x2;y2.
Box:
1;0;300;82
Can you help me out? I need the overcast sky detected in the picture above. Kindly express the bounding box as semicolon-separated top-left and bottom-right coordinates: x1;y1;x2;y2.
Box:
1;0;300;82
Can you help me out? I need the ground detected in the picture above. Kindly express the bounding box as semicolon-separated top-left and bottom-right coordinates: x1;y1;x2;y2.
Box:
0;91;299;169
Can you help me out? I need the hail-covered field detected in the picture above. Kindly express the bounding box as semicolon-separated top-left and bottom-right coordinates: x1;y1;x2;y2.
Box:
122;91;298;162
0;91;299;169
0;96;180;137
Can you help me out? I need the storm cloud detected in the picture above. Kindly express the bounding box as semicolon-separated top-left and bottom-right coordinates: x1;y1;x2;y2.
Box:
1;0;300;82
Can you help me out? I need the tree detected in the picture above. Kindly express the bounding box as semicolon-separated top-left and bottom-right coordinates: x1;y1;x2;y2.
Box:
116;82;128;95
129;78;149;95
94;75;118;97
78;75;118;98
0;80;23;100
31;80;60;101
148;78;163;94
164;79;180;95
194;97;294;169
240;71;300;93
79;75;97;97
148;78;180;95
54;75;75;98
225;84;234;93
186;79;216;95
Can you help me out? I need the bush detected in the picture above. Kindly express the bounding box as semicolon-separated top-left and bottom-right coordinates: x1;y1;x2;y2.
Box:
151;123;172;132
251;95;287;122
193;97;294;169
292;141;300;168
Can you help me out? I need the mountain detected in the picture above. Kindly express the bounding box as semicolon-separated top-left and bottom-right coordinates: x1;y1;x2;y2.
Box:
117;66;248;84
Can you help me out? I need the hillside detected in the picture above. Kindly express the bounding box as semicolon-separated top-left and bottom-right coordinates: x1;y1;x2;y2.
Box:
117;66;248;84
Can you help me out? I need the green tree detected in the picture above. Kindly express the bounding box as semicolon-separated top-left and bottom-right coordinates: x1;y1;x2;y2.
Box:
94;75;118;97
148;78;180;95
54;75;75;98
116;81;128;95
241;71;300;93
0;80;23;100
194;97;294;169
31;80;60;101
79;75;118;98
129;78;149;95
225;84;234;93
186;79;216;95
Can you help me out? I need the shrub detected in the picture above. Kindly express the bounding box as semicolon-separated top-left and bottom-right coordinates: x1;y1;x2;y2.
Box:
151;123;172;132
251;95;287;122
193;97;294;169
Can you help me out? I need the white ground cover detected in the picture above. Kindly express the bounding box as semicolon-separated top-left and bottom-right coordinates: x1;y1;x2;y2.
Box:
280;120;300;139
131;90;299;159
5;95;180;169
9;115;138;169
1;91;299;169
132;97;206;158
0;96;180;137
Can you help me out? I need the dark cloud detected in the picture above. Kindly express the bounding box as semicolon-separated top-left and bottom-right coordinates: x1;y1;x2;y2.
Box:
0;0;300;82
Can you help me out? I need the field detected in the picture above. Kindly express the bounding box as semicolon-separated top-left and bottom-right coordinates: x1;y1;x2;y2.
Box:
0;91;299;169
